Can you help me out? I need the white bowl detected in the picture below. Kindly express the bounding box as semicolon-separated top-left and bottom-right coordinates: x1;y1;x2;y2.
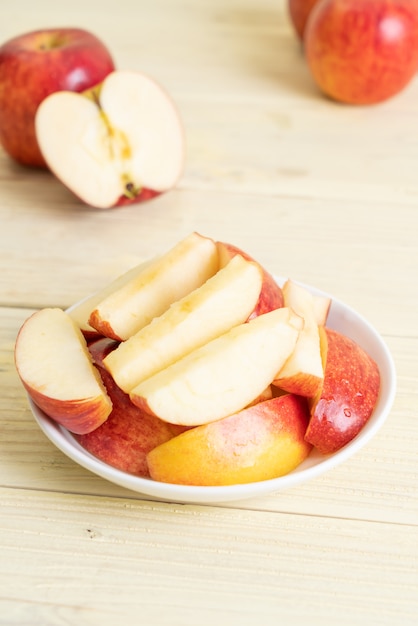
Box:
29;277;396;505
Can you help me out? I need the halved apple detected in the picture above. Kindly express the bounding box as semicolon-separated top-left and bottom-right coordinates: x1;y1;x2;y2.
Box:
103;254;264;393
272;279;324;398
35;70;185;209
14;308;112;434
146;394;312;486
130;307;303;426
88;232;219;341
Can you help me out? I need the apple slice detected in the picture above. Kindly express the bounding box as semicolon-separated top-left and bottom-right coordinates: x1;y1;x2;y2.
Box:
305;328;381;454
88;232;219;341
14;308;112;434
130;307;302;426
313;293;331;326
217;241;284;317
272;279;324;398
68;258;153;341
146;394;312;486
74;338;180;476
35;70;185;209
103;254;264;393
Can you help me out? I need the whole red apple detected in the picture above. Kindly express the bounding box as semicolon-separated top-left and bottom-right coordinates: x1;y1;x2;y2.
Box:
0;27;115;167
304;0;418;104
288;0;323;40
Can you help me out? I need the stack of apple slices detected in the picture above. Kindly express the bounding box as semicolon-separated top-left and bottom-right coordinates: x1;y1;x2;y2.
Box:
14;231;381;486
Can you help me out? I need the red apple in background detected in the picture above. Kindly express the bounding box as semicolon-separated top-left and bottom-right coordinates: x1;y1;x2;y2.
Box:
304;0;418;105
288;0;323;40
35;70;185;209
0;27;115;167
305;328;381;454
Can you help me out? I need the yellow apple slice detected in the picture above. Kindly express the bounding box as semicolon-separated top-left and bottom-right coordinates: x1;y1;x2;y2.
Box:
14;308;112;434
146;394;312;486
103;254;264;393
272;279;324;397
88;232;219;340
130;307;302;426
35;70;185;209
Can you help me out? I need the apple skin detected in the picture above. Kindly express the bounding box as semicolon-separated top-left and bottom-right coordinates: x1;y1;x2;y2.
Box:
216;241;284;317
304;0;418;105
75;338;183;477
288;0;323;40
0;27;115;167
146;394;312;486
305;328;381;454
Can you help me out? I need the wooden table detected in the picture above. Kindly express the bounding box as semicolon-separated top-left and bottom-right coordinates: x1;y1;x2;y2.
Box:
1;1;417;624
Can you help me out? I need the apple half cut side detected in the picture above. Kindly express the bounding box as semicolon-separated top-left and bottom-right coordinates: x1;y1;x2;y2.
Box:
88;232;219;341
103;253;264;393
130;307;303;427
35;70;185;209
14;308;112;435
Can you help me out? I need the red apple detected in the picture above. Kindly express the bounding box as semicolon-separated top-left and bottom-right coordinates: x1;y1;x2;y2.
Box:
74;337;181;477
216;241;284;317
305;327;381;454
146;394;312;486
288;0;323;40
304;0;418;105
35;70;185;208
0;27;115;167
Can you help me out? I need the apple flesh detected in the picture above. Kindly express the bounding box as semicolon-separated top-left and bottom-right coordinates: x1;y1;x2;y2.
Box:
35;69;185;208
68;258;154;341
130;307;303;427
146;394;312;486
14;308;112;434
305;327;381;454
103;254;264;393
305;0;418;105
74;338;180;476
0;27;115;167
88;232;219;341
288;0;323;39
273;279;324;398
216;241;284;317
